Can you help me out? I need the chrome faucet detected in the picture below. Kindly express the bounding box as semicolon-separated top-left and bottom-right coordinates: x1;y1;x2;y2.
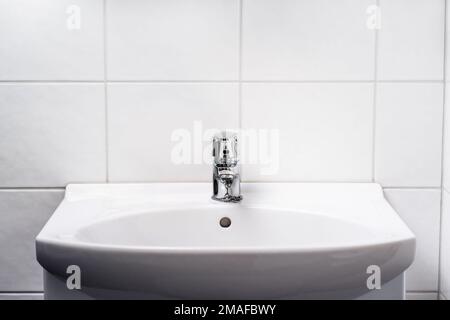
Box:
212;132;242;203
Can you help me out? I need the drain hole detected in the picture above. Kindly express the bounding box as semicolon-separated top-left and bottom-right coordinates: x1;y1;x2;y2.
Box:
219;217;231;228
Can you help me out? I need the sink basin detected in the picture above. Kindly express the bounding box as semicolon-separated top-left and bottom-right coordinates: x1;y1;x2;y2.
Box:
36;183;415;299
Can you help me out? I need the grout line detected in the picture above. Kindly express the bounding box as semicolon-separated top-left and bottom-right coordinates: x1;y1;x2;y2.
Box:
405;292;439;300
0;80;104;83
405;290;440;299
103;0;109;183
0;185;441;190
92;180;443;186
107;79;239;83
104;85;109;183
238;0;243;130
438;0;448;298
375;80;444;83
242;80;372;83
0;80;444;84
0;292;43;294
0;187;65;191
0;292;44;299
382;186;442;190
238;0;244;178
371;0;380;183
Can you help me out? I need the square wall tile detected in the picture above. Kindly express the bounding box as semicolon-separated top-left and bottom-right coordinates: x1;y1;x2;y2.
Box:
108;83;239;181
440;190;450;300
384;189;441;291
241;83;373;181
0;0;104;80
242;0;376;80
0;190;64;292
375;83;443;187
378;0;445;80
107;0;239;80
0;84;106;187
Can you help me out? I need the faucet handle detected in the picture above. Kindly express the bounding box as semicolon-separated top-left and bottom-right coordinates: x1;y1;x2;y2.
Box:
212;131;239;165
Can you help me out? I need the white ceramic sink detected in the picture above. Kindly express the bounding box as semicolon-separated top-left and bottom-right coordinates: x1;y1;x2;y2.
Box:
36;183;415;299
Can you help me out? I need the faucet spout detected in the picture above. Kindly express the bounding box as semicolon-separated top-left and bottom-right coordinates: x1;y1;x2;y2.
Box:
212;132;242;203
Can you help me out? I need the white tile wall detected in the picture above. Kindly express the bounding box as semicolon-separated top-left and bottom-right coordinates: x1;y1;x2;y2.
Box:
384;189;441;292
0;0;104;80
0;0;446;298
107;0;239;80
0;84;107;187
377;0;445;81
0;190;64;291
241;83;373;181
242;0;376;81
108;83;239;181
375;83;444;187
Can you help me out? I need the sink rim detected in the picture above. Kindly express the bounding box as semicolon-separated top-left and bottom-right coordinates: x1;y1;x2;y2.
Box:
36;182;415;255
37;234;415;255
36;182;415;253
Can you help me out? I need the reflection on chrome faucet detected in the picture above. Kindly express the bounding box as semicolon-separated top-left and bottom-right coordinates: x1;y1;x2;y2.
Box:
212;131;242;203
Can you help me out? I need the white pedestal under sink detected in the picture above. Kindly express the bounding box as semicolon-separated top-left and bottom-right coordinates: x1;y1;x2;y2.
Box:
36;183;415;300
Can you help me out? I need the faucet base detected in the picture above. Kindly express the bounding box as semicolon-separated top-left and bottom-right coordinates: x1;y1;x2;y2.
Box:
211;195;243;203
